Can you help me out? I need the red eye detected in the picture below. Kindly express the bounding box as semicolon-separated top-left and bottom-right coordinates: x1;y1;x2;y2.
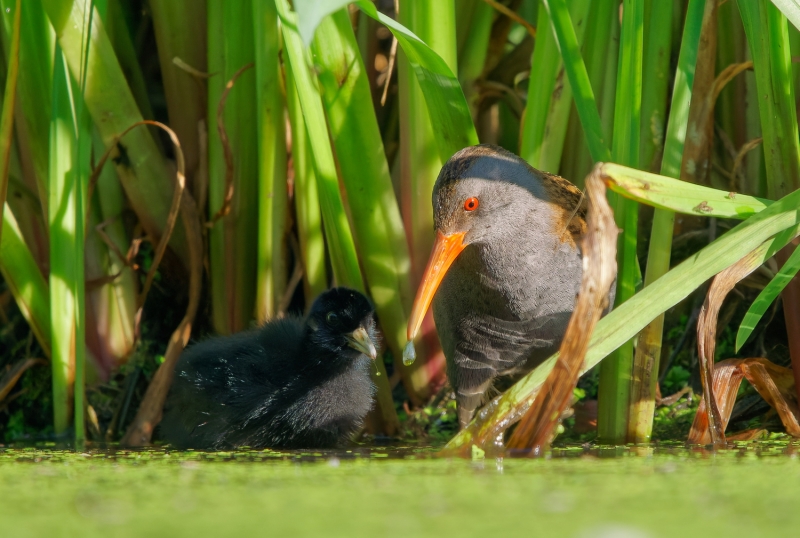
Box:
464;197;479;211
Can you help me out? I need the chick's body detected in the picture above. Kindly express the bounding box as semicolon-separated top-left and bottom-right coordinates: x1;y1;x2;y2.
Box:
160;288;378;449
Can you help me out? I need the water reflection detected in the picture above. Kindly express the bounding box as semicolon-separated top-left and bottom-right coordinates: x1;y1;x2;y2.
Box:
0;437;797;463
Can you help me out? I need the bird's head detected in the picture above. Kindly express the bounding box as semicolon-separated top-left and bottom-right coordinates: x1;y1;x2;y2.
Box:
407;144;584;341
306;287;379;363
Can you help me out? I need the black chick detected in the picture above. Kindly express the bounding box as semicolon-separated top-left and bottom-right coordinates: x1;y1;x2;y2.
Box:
159;288;379;450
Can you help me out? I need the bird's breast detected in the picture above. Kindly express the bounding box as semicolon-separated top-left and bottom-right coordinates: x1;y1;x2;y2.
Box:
433;240;582;374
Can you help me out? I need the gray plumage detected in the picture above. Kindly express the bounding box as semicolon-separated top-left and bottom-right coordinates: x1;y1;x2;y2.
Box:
430;145;594;427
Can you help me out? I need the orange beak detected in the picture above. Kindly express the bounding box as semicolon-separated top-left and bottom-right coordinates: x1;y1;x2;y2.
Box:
407;231;467;341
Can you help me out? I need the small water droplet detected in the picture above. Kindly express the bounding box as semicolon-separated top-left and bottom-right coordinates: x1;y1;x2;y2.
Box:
402;340;416;366
5;8;9;13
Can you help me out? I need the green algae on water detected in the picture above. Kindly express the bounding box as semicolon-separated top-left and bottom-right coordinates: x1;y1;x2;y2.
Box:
2;444;800;537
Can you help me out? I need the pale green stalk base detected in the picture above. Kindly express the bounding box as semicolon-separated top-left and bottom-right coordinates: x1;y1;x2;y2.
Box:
627;0;704;444
597;0;643;445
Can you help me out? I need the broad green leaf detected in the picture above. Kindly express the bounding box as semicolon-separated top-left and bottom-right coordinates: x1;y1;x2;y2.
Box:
771;0;800;32
311;9;403;431
312;10;412;364
72;1;93;447
739;0;800;200
0;206;50;355
0;0;20;248
393;0;458;401
603;163;773;219
355;0;478;162
738;0;800;387
276;0;364;292
0;0;53;210
284;58;328;306
293;0;348;45
40;0;188;264
639;0;674;172
207;0;259;334
736;246;800;351
560;0;619;183
49;47;84;434
292;0;477;162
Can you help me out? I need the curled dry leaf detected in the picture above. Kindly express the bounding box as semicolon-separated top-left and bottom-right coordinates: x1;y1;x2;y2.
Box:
689;358;744;445
84;120;203;447
692;233;800;446
119;191;203;447
504;164;617;455
696;241;776;446
689;358;800;444
87;120;189;340
730;136;762;191
206;63;255;228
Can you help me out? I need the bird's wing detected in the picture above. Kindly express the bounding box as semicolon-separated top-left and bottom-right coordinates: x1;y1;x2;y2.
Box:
540;171;587;246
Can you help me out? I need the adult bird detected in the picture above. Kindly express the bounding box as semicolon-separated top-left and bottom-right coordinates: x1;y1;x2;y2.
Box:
160;288;379;449
407;144;596;428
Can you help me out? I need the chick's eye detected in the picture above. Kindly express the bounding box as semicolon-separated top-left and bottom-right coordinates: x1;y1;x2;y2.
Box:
464;197;479;211
325;312;338;325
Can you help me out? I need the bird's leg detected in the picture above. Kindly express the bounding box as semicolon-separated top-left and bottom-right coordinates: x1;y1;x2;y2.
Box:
455;371;495;429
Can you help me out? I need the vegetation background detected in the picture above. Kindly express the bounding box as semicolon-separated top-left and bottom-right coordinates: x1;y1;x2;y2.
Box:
1;0;799;451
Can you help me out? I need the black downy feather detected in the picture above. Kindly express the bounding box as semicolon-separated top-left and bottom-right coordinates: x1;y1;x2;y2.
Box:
159;288;378;449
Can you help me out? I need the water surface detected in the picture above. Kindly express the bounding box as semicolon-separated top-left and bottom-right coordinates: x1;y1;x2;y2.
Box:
2;442;798;537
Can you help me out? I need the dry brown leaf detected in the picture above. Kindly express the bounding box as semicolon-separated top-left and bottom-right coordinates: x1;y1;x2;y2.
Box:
680;0;717;185
119;191;203;447
112;122;203;447
696;242;772;446
727;428;767;442
730;136;761;191
689;358;745;444
505;164;617;455
0;357;46;402
741;359;800;436
689;357;799;443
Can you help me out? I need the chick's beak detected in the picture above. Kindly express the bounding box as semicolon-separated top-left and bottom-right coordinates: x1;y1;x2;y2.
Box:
346;326;378;360
407;230;467;341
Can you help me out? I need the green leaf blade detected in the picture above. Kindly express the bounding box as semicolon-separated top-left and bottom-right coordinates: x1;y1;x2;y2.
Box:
356;0;477;162
736;245;800;351
604;163;773;219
